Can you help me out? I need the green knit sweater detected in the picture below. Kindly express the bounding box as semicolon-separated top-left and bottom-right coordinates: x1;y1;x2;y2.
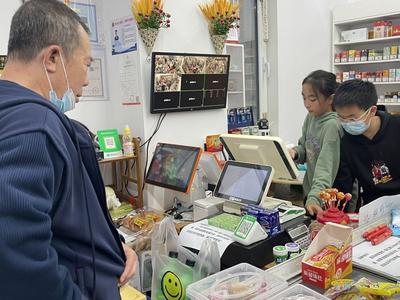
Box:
293;112;342;207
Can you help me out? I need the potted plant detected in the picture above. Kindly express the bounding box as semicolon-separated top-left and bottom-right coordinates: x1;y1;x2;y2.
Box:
131;0;171;55
199;0;240;54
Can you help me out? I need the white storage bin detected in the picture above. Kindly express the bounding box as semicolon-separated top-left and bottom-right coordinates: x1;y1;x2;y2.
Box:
269;283;329;300
186;263;287;300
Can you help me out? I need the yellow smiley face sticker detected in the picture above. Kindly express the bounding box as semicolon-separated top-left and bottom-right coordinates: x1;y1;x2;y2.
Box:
161;271;185;300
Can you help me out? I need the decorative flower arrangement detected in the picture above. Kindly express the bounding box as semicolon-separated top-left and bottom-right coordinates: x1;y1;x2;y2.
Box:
199;0;240;36
131;0;171;29
131;0;171;55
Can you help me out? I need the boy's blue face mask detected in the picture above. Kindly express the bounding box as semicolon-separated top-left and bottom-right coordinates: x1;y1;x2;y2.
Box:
43;54;76;113
340;108;372;135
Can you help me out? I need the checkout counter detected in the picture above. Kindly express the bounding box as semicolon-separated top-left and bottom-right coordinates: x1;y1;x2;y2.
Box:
180;134;310;269
266;194;400;298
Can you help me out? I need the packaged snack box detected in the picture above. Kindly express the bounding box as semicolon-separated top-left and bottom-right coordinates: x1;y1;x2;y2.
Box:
302;222;352;289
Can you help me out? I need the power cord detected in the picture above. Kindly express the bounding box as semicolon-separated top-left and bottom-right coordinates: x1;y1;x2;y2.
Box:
141;113;167;192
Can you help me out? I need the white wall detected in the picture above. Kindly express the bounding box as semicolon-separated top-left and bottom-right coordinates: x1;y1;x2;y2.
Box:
267;0;350;145
0;1;20;54
100;0;228;209
5;0;374;208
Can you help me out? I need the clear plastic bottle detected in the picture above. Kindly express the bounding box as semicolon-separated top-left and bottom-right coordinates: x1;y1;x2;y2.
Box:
122;125;134;157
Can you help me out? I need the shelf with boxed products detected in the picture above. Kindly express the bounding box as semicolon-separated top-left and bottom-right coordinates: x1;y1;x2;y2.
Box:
334;35;400;46
332;3;400;113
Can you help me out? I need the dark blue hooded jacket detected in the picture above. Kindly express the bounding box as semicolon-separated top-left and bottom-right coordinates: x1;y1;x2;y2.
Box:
0;80;125;299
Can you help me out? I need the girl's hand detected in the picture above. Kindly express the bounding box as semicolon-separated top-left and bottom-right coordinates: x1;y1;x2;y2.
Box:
288;148;297;160
306;204;323;216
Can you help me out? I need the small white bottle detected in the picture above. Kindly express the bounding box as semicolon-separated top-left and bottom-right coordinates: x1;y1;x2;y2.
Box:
122;125;134;157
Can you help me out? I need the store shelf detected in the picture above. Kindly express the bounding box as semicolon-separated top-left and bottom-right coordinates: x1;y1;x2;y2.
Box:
377;102;400;106
225;44;246;109
228;91;244;94
334;35;400;46
339;81;400;86
334;58;400;66
374;81;400;85
333;9;400;94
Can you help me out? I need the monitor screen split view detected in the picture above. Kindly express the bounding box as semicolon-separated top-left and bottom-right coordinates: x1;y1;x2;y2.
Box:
150;52;230;113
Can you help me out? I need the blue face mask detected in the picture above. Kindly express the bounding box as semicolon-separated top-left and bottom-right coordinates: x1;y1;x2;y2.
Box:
340;108;371;135
341;120;370;135
43;54;76;113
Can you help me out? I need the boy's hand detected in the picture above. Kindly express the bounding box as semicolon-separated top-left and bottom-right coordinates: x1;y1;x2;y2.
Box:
306;204;323;216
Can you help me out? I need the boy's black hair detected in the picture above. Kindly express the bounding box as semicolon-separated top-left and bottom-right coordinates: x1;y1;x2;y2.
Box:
302;70;338;99
333;79;377;111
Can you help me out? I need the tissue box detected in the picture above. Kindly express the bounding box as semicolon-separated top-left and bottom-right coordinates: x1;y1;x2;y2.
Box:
302;222;352;289
341;28;368;42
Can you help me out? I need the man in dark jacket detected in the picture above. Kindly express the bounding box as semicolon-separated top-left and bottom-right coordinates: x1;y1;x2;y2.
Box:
333;79;400;208
0;0;137;299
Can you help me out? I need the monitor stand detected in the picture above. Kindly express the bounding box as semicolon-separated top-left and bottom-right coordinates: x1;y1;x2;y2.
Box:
223;200;245;215
164;169;206;209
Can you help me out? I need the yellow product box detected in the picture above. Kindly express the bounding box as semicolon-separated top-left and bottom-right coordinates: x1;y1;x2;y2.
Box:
120;284;146;300
348;50;356;62
302;222;352;289
390;46;398;59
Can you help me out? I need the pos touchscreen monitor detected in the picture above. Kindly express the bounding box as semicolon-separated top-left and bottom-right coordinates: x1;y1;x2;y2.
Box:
145;143;202;193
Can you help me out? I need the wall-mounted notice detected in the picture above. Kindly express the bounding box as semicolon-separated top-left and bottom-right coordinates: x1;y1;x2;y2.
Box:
111;16;137;56
81;47;108;101
119;53;141;104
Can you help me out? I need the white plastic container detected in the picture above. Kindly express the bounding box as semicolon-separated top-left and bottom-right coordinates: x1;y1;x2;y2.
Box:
186;263;287;300
269;283;329;300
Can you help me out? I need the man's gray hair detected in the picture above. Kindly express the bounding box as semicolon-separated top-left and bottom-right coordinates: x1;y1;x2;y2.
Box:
7;0;90;62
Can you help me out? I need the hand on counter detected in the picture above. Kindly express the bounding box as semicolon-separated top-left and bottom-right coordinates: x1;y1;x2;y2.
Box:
306;204;323;216
119;243;138;287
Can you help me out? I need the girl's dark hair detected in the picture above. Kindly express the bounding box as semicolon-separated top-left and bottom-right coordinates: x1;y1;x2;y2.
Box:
302;70;338;99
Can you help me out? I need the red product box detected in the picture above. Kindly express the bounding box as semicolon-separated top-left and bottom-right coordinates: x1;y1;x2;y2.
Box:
302;223;352;289
392;24;400;36
340;51;348;63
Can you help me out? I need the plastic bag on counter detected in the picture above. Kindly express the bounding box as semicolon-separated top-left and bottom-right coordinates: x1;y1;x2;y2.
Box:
151;217;220;299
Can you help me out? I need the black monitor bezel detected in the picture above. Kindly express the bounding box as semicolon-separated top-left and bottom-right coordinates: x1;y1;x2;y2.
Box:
145;143;202;193
150;51;230;114
214;160;273;205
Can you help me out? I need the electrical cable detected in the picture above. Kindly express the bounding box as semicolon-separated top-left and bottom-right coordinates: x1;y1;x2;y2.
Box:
141;113;167;192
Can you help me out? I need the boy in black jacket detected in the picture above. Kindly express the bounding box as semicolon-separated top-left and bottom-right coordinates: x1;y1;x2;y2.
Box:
333;79;400;208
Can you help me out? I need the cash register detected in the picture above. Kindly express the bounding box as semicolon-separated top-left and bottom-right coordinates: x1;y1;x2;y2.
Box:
182;159;309;268
144;140;310;269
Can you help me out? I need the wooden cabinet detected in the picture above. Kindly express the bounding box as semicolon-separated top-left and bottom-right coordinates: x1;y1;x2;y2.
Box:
99;137;143;208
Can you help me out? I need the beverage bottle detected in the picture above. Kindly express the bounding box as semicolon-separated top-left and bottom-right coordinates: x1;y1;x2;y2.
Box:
122;125;134;157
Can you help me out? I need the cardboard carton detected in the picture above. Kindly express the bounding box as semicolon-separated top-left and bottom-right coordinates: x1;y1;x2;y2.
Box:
302;222;352;289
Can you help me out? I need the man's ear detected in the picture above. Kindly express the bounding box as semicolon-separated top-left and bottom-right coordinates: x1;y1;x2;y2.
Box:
42;46;61;74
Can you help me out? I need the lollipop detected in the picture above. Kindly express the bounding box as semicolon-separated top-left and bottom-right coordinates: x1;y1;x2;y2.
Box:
341;193;352;212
